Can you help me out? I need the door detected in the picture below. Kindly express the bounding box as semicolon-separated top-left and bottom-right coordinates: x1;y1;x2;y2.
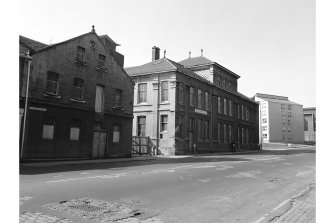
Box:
92;131;107;159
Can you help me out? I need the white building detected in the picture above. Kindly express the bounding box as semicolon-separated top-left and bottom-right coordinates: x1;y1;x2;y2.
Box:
253;93;304;144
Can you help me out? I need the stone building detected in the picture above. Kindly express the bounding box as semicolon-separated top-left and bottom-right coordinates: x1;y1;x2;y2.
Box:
19;27;134;160
125;47;259;155
253;93;304;144
303;107;316;144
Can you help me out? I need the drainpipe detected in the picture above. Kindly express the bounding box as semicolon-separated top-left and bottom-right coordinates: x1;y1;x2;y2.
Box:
156;75;160;149
210;86;213;152
20;50;32;159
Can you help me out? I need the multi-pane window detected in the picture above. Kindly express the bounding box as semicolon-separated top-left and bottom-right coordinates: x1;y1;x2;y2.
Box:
246;107;249;120
262;118;267;123
223;98;227;115
98;54;106;68
76;46;85;62
229;125;232;143
204;120;210;141
137;116;146;136
246;129;249;144
190;87;195;106
178;83;184;104
115;89;122;107
205;92;209;110
113;124;121;143
217;123;221;141
223;79;226;87
237;104;240;119
217;76;221;86
176;116;184;138
197;89;202;109
161;81;169;102
229;100;232;116
161;115;168;132
138;83;147;103
46;71;59;95
288;104;292;110
288;112;292;117
95;85;105;113
42;116;55;139
242;105;245;120
94;121;103;130
72;78;84;100
70;119;81;141
218;96;222;113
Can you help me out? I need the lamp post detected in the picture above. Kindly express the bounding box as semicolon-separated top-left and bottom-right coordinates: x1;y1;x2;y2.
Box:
20;50;32;159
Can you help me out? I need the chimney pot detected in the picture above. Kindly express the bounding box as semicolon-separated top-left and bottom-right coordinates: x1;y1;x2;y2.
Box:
152;46;160;61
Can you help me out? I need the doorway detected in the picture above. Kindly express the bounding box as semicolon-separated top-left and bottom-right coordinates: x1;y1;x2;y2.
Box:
92;131;107;159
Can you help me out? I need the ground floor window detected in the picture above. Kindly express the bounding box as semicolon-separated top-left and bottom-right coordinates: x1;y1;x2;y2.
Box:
161;115;168;132
229;125;232;143
137;116;146;136
70;119;81;141
42;116;55;139
113;124;121;142
224;124;227;143
204;120;210;141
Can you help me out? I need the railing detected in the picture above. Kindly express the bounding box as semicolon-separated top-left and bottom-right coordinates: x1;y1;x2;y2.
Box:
132;136;159;156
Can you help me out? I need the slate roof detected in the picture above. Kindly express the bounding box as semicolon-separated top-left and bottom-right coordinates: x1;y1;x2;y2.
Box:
125;57;212;84
255;93;301;105
19;35;48;55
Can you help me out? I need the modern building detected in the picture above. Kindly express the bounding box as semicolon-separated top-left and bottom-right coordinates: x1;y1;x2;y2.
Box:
19;26;134;160
125;47;259;155
253;93;304;144
303;107;316;144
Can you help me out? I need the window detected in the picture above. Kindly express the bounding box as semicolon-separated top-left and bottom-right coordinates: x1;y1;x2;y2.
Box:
288;119;291;125
204;120;210;141
198;89;202;109
190;87;195;106
94;121;103;130
224;124;227;143
42;116;55;139
229;81;232;91
178;83;184;104
288;112;292;118
115;89;122;107
113;124;121;143
229;100;232;116
263;133;268;138
223;98;227;115
218;97;222;113
246;129;249;144
176;116;184;138
161;81;169;102
288;104;292;110
98;54;106;68
217;76;221;86
262;126;267;131
282;133;286;140
242;128;245;144
242;105;245;120
217;123;221;141
223;79;226;87
76;46;85;62
237;104;240;119
205;92;209;110
197;119;202;140
189;117;195;132
281;104;285;110
246;107;249;120
137;116;146;136
304;118;308;131
161;115;168;132
262;118;267;123
46;71;59;95
95;85;105;113
70;119;81;141
138;83;147;103
229;125;232;143
72;78;84;100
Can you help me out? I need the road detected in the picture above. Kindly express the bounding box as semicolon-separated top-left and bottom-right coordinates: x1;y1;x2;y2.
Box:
20;146;315;223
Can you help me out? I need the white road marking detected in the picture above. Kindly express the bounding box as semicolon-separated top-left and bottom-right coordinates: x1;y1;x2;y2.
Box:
198;179;211;183
46;173;127;183
190;165;216;169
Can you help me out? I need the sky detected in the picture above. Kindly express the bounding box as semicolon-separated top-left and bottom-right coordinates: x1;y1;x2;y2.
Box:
19;0;315;107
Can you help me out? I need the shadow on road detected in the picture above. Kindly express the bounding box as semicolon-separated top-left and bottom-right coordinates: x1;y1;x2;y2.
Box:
20;147;315;175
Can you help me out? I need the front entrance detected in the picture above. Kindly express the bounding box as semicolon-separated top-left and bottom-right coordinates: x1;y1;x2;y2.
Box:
92;131;107;159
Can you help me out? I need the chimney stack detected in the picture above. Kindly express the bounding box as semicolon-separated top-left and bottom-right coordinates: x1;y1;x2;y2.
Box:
152;46;160;61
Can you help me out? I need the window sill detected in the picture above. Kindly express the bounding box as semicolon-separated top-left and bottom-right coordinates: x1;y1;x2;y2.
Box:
135;103;152;107
96;66;108;72
74;59;87;66
44;93;61;99
112;106;125;111
70;98;86;103
160;102;170;105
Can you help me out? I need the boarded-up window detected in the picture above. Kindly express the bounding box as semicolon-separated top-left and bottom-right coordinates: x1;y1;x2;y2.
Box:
46;71;59;95
113;124;121;143
161;81;168;102
137;116;146;136
42;116;55;139
95;85;105;113
138;83;147;103
70;119;81;141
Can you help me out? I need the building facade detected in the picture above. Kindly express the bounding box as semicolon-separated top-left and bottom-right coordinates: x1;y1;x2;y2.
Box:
303;107;316;144
19;27;134;160
253;93;304;144
126;47;259;155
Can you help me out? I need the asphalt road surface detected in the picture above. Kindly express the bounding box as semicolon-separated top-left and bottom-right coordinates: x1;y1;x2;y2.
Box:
20;146;315;223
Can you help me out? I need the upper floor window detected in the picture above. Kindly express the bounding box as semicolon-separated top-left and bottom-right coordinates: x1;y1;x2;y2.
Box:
228;81;232;91
242;105;245;120
217;76;221;86
229;100;233;116
190;87;195;107
115;89;122;107
161;81;169;102
46;71;59;95
205;92;209;110
218;96;222;114
198;89;203;109
246;107;249;120
98;54;106;68
72;78;84;100
138;83;147;103
288;112;292;117
223;79;226;88
76;46;85;62
178;83;184;104
223;98;227;115
237;104;240;119
281;104;285;110
288;104;292;110
262;118;267;123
